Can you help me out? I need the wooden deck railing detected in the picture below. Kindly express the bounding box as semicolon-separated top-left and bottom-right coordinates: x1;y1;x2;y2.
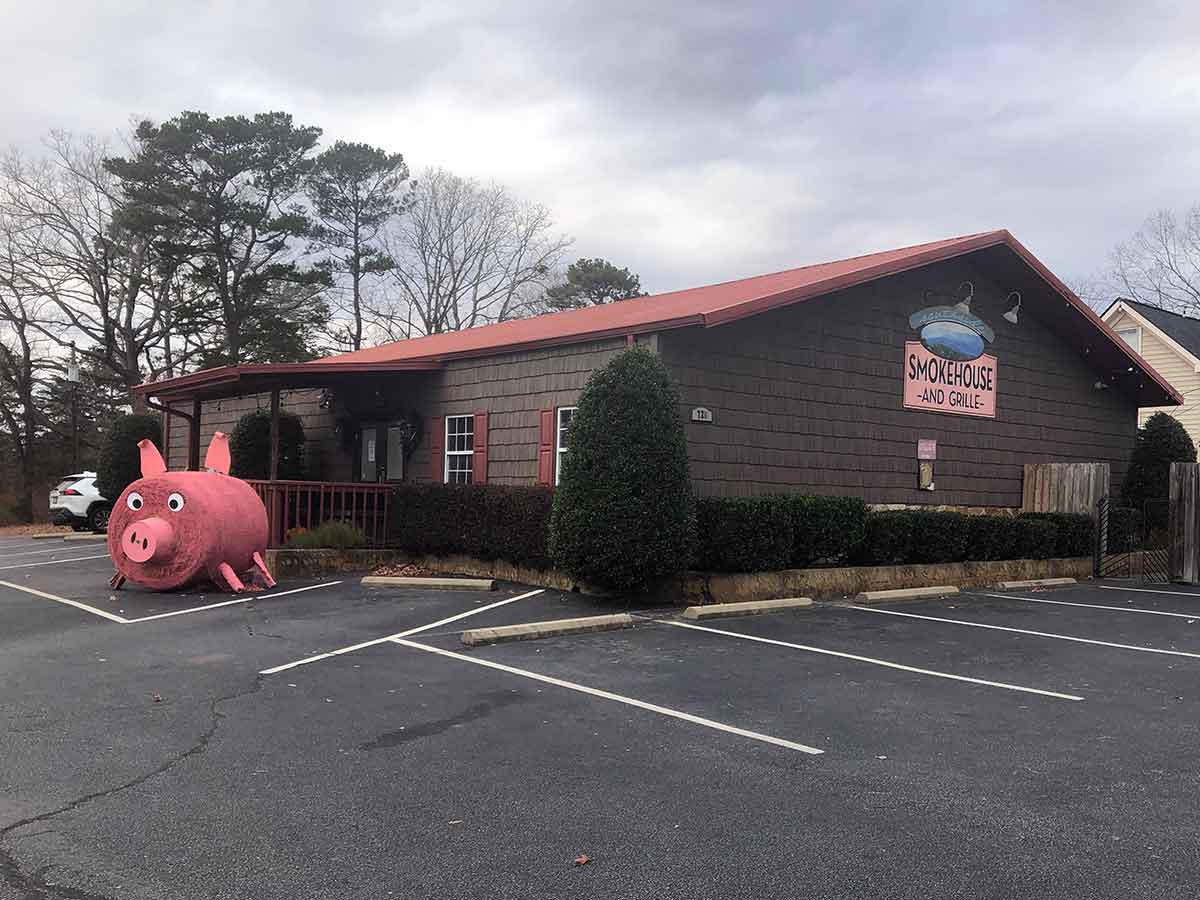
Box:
246;480;393;547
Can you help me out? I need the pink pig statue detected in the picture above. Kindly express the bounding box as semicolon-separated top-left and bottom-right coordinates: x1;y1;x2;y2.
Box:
106;433;276;593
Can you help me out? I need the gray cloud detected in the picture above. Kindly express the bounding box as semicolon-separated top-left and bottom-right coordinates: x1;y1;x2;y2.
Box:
2;0;1197;294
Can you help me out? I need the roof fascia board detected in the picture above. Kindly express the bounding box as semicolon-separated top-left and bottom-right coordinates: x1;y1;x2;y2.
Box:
1000;234;1183;405
1101;300;1200;374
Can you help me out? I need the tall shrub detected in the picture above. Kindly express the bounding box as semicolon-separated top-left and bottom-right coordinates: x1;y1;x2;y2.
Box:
549;347;695;592
1122;411;1195;528
95;414;163;500
229;409;307;480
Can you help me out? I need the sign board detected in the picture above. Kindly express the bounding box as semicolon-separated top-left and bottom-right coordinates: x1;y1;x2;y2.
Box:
917;438;937;460
690;407;714;423
903;341;997;419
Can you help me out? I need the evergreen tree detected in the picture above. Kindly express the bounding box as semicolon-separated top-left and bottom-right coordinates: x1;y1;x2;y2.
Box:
544;258;643;311
1122;412;1196;528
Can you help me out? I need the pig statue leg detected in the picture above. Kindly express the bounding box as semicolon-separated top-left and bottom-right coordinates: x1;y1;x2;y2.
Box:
216;562;246;593
109;572;126;590
251;551;277;588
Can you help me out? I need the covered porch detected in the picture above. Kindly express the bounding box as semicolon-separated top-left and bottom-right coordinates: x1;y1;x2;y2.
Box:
132;360;441;547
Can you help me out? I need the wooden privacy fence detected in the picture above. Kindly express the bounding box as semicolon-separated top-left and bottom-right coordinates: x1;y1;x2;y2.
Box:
247;480;392;547
1022;463;1110;517
1169;463;1200;584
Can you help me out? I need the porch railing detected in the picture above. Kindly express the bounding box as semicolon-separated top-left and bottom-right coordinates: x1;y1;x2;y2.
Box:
246;480;392;547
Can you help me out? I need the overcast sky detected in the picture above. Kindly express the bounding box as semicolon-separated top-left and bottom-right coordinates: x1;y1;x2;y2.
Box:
2;1;1197;295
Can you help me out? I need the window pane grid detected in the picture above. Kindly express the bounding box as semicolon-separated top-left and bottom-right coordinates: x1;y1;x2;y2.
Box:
555;406;576;485
445;415;475;484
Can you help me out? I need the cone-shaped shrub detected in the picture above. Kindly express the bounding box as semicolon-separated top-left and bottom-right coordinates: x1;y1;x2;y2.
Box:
95;414;163;500
549;347;695;592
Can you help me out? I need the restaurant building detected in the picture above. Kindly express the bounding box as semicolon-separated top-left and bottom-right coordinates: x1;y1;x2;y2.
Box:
136;229;1180;526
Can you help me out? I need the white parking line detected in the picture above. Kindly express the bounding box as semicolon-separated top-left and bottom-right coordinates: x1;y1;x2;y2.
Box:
0;580;129;623
1099;585;1200;598
259;588;546;675
975;592;1200;620
0;545;94;561
124;581;343;623
844;605;1200;660
0;553;110;571
660;619;1083;701
392;638;824;755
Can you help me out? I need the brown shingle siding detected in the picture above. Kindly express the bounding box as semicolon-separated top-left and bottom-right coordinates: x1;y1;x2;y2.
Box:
662;260;1138;507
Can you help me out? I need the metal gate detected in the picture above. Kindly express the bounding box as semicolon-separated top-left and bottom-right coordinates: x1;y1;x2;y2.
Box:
1094;496;1169;583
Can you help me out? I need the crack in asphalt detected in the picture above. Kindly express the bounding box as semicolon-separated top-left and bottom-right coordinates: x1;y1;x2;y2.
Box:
0;676;264;900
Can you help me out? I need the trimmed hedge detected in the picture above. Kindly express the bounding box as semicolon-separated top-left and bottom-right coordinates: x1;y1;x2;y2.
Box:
389;483;554;569
1018;512;1094;558
695;497;793;573
790;495;867;565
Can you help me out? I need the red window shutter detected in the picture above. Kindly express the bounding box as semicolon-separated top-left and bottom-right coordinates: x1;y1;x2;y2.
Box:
472;410;489;484
537;408;555;485
429;416;444;483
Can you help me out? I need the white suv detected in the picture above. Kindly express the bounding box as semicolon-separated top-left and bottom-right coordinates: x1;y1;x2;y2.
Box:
49;472;112;533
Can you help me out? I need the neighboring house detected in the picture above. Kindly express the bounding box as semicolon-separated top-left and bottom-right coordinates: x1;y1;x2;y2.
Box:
1101;298;1200;447
137;230;1179;526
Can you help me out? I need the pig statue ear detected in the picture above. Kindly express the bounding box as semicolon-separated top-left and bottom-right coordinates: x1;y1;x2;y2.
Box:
138;439;167;478
204;431;231;475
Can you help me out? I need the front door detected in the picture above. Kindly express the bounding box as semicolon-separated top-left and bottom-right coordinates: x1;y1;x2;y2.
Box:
358;424;405;483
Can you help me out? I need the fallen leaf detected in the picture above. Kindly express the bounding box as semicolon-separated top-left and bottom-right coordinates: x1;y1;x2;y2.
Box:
574;854;591;866
449;820;464;825
152;693;163;703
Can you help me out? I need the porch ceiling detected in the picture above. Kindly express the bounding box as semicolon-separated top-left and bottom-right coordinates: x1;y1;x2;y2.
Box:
132;360;442;402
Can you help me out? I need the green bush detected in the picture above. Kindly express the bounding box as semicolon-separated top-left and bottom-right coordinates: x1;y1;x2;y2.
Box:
856;510;916;565
388;483;554;569
229;409;307;480
1012;518;1058;559
964;515;1018;561
549;347;695;592
95;414;163;500
788;495;867;564
285;521;367;550
1107;507;1142;553
694;497;793;572
1018;512;1094;557
1122;412;1196;529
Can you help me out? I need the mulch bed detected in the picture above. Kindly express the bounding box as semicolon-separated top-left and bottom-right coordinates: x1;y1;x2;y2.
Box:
371;563;437;578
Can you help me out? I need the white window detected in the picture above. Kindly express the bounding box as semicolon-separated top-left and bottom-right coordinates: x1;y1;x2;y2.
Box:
1115;326;1140;354
444;415;474;484
555;406;576;485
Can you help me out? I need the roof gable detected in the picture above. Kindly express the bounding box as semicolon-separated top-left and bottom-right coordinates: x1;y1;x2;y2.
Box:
1102;299;1200;371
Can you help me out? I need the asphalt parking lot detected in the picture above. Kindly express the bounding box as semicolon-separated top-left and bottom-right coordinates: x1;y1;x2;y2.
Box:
5;536;1200;899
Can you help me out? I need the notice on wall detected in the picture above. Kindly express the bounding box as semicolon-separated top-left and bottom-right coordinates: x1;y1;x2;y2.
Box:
903;341;997;418
917;438;937;460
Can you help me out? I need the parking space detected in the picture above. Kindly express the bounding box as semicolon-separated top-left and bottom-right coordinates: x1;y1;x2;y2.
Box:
7;567;1200;897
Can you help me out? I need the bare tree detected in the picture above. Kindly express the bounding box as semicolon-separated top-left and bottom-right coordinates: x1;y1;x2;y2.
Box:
372;168;571;338
0;132;182;408
0;217;56;520
1111;206;1200;314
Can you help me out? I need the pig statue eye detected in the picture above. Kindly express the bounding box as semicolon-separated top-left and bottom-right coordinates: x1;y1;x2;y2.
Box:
166;492;186;512
126;492;143;511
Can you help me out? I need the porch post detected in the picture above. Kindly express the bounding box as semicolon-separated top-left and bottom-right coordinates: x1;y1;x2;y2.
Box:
268;388;281;546
269;388;280;481
188;397;202;470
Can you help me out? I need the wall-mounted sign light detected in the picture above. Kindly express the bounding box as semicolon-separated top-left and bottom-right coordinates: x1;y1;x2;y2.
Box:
1002;291;1022;325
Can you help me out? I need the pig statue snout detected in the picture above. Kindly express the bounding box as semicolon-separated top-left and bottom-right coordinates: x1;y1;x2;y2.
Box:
120;517;177;564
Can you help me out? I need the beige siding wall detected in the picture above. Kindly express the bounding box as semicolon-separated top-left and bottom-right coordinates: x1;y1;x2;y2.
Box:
165;389;349;480
408;338;628;484
1105;309;1200;445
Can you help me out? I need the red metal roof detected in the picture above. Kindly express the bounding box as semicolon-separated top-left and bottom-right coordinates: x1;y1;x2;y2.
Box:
135;229;1182;406
309;230;1006;365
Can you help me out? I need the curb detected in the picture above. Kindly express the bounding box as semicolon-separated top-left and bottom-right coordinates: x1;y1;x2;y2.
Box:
62;533;108;542
852;585;959;604
682;597;813;620
31;533;66;540
462;613;634;646
990;577;1077;590
361;576;495;591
